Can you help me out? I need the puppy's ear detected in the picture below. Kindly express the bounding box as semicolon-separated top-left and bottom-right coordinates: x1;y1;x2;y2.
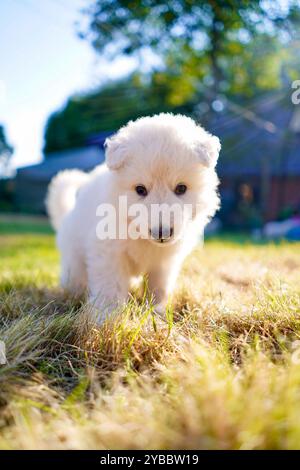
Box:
105;134;128;170
196;134;221;168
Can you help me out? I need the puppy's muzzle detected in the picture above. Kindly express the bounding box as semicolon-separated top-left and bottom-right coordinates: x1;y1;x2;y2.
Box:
149;225;174;243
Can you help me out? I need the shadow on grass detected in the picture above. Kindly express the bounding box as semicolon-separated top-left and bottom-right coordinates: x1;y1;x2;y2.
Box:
2;214;298;245
205;231;298;246
0;214;54;235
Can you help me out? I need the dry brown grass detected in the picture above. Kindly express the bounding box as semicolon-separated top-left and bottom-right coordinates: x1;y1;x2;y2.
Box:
1;218;300;449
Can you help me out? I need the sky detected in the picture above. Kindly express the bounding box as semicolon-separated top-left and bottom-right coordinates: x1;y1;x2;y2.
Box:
0;0;137;169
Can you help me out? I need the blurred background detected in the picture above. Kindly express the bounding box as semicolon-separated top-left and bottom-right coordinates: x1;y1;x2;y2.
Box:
1;0;300;239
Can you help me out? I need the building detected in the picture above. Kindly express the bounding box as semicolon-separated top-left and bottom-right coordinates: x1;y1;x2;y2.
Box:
15;146;105;213
210;92;300;226
14;94;300;224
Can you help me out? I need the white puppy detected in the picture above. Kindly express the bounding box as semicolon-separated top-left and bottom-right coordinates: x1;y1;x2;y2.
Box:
47;113;221;323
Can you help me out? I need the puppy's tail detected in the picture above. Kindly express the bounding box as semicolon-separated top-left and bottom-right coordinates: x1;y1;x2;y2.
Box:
46;169;89;231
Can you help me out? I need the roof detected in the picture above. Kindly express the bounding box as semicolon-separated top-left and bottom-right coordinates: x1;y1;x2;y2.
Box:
15;92;300;183
17;146;105;182
86;131;114;147
210;92;300;177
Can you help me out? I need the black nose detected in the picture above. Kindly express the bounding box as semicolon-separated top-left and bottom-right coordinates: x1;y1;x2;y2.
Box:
149;225;174;241
167;227;174;239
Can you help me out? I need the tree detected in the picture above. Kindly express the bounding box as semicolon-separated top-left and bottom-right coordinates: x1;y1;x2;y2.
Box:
0;125;13;178
44;1;300;153
44;74;189;154
80;0;300;98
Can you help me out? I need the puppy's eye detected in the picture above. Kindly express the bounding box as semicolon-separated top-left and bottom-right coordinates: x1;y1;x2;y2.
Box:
175;184;187;196
135;185;148;197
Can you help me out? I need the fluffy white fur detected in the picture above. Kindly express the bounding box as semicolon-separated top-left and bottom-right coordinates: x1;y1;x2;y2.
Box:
46;113;221;323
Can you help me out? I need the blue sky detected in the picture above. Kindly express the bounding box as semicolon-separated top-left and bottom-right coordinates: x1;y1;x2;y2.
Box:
0;0;137;168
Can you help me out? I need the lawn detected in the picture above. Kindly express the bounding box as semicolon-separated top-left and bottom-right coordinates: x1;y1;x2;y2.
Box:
1;215;300;450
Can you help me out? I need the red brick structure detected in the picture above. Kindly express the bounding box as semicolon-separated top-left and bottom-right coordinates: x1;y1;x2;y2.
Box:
211;92;300;225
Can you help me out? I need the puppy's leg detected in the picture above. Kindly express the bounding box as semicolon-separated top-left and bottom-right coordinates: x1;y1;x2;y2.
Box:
60;246;87;296
148;264;180;319
61;258;87;295
87;253;130;325
57;220;87;295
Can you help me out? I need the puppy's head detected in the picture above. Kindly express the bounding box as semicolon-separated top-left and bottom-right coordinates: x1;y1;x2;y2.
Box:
105;113;221;244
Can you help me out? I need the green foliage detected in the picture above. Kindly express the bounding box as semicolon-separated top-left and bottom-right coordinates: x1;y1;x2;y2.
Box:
44;1;300;153
81;0;300;95
44;74;185;154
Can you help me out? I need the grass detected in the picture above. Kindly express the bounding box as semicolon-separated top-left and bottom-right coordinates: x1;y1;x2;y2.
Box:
1;215;300;450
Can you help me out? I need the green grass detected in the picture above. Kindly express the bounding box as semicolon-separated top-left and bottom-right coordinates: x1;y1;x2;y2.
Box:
1;215;300;449
0;214;54;235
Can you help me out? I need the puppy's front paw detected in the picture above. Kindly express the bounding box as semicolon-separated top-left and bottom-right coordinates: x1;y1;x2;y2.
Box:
88;296;120;327
153;303;168;321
